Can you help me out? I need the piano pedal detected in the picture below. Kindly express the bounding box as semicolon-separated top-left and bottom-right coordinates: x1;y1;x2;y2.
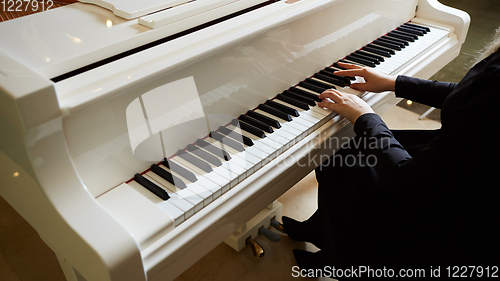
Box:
270;218;286;234
224;201;283;255
246;237;265;258
259;226;280;242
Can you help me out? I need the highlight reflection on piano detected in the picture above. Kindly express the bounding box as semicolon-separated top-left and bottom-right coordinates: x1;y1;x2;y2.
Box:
0;0;469;280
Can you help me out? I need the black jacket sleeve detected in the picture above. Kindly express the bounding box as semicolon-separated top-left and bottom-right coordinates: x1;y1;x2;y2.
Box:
395;75;457;109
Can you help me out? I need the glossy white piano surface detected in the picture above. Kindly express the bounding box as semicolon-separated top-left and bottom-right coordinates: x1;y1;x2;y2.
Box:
0;0;469;280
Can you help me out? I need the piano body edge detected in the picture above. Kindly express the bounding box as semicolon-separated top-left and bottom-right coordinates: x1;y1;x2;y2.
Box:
0;53;147;280
0;0;470;280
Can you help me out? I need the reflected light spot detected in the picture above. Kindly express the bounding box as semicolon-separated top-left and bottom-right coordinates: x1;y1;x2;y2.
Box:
91;88;103;93
45;57;51;62
406;100;413;105
106;20;113;27
66;33;82;44
13;172;19;177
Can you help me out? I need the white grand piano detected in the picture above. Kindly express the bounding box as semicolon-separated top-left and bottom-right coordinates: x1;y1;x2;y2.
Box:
0;0;469;280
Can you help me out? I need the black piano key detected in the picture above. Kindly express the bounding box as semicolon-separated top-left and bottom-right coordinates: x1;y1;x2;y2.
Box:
239;115;274;133
288;87;322;102
367;44;396;55
397;26;424;36
350;52;381;64
232;119;266;139
134;173;170;200
282;90;316;106
258;104;292;121
305;78;333;90
339;59;367;68
298;81;330;94
314;72;348;87
177;149;213;173
392;30;418;40
266;100;300;117
348;54;379;65
387;32;414;42
196;139;231;161
276;94;310;110
354;50;385;62
377;37;405;49
382;34;409;46
186;144;222;166
151;164;186;189
210;131;245;152
372;40;401;51
319;70;351;85
218;126;254;146
401;25;428;35
162;158;197;183
403;23;430;32
362;46;391;57
246;110;281;129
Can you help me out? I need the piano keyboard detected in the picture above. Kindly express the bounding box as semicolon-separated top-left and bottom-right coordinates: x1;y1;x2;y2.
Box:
97;21;450;247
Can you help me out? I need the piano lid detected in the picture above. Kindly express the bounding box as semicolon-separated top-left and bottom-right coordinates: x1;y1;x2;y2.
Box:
79;0;192;19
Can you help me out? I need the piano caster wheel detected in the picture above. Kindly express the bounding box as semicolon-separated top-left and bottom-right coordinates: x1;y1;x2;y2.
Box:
246;237;265;258
271;218;286;234
259;227;280;242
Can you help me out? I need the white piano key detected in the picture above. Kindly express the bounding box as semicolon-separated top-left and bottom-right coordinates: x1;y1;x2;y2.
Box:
158;164;214;205
127;180;185;226
144;172;204;213
142;173;196;219
171;156;231;194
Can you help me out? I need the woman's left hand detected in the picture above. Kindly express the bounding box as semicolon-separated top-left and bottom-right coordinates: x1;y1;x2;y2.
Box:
318;89;375;123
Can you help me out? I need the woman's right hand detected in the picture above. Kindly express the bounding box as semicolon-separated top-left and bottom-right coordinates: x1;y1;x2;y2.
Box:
334;62;397;93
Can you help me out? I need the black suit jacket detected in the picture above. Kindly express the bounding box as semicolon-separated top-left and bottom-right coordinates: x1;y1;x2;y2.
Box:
352;50;500;263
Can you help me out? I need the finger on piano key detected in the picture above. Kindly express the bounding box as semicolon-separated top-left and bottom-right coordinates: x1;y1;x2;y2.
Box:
246;110;282;129
314;72;349;87
144;172;204;214
127;180;185;226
